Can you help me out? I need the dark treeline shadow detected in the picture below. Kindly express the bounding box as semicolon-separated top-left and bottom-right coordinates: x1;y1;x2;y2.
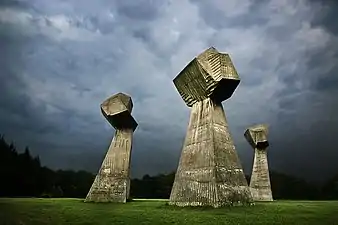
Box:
0;135;337;200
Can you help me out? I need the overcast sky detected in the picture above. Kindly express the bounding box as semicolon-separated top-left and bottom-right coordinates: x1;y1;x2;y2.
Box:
0;0;337;183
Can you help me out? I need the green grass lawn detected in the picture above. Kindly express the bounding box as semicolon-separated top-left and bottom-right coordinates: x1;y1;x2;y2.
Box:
0;198;337;225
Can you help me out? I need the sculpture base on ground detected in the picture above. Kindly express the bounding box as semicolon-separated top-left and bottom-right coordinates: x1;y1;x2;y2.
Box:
169;98;253;207
250;149;273;201
85;129;133;203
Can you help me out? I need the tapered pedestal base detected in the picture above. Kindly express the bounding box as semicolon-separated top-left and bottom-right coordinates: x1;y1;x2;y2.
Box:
169;98;253;207
85;129;133;203
250;148;273;201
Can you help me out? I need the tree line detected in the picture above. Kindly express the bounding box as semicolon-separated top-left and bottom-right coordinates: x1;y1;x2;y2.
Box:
0;135;337;200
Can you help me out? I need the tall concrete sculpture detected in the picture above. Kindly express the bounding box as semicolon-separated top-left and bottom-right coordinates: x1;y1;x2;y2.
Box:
244;124;273;201
85;93;137;203
169;47;253;207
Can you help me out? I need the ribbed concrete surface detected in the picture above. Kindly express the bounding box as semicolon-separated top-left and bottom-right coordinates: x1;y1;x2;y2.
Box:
173;47;240;107
85;93;137;203
250;148;273;201
169;98;253;207
245;124;273;202
85;129;133;202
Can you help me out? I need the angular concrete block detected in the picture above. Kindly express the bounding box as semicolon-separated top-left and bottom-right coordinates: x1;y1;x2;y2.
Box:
244;124;269;149
173;47;240;107
101;93;137;131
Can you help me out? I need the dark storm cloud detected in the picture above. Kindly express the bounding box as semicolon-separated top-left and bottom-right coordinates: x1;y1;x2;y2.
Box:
265;11;338;181
0;0;181;177
0;0;29;8
310;0;338;35
306;45;338;91
0;0;337;181
115;0;168;21
195;0;338;182
0;25;107;168
191;0;270;29
0;25;40;140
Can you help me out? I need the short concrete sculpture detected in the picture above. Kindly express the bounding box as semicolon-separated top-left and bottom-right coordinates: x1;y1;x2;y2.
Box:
245;124;273;201
169;47;253;207
85;93;137;203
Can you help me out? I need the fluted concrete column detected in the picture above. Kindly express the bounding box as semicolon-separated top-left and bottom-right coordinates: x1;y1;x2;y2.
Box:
169;47;253;207
245;124;273;201
85;93;137;203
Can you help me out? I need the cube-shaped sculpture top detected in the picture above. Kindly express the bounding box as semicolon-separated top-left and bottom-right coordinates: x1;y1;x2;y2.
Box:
100;92;138;131
173;47;240;107
244;124;269;149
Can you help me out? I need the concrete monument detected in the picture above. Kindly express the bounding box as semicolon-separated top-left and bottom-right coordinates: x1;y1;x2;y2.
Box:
245;124;273;201
169;47;253;207
85;92;137;203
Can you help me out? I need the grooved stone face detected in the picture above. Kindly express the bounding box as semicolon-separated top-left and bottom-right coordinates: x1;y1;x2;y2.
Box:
85;92;137;203
244;124;269;149
101;93;137;131
170;47;253;208
101;92;133;115
245;124;273;202
173;47;240;107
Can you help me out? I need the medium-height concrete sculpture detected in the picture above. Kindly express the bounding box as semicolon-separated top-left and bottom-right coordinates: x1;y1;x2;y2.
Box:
85;93;137;203
169;47;253;207
245;124;273;201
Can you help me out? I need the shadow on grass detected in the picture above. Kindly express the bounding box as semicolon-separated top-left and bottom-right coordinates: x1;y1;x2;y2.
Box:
159;201;258;212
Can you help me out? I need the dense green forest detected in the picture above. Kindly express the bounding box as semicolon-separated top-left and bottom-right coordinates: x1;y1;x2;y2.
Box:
0;135;337;199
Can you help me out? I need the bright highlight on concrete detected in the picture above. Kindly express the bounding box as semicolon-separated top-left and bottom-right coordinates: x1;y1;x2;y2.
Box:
85;93;137;203
169;47;253;208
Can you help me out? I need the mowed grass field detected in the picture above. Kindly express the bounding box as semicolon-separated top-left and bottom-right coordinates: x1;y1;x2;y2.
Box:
0;198;337;225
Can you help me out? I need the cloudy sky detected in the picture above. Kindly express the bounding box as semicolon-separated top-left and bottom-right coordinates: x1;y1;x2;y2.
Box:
0;0;337;183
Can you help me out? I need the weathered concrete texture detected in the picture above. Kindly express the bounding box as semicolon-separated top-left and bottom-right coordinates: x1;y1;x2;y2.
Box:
170;47;253;207
101;93;137;131
173;47;240;107
245;124;273;202
85;93;137;203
